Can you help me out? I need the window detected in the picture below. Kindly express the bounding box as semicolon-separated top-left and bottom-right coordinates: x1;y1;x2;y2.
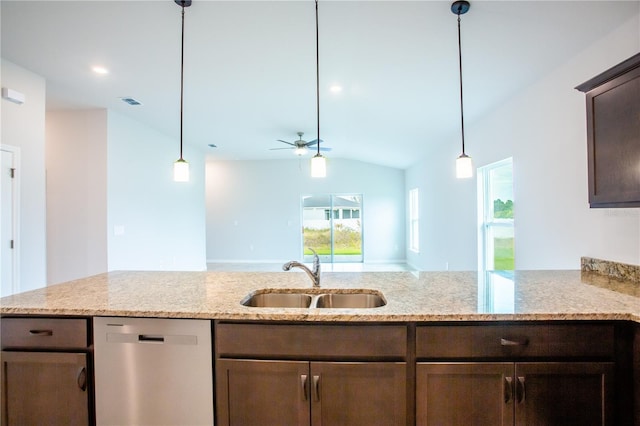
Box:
409;188;419;252
303;194;363;263
478;158;514;271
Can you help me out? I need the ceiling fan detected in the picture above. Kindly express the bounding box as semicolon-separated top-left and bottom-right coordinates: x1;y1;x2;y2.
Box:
270;132;332;156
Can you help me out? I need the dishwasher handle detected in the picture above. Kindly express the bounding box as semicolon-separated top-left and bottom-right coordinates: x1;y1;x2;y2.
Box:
138;334;165;343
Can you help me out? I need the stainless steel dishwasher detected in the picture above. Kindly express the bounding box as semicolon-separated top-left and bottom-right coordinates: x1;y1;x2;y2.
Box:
93;317;214;425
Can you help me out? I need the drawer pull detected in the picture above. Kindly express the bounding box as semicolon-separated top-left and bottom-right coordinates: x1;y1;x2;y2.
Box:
77;367;87;391
301;374;308;401
312;375;320;402
29;329;53;336
504;376;513;404
500;338;528;347
516;376;526;403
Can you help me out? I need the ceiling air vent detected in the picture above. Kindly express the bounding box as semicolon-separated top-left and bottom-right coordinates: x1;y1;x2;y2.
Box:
120;97;142;106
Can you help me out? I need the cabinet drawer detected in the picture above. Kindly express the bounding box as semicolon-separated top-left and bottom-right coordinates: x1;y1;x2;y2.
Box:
416;324;614;359
1;318;88;349
216;323;407;359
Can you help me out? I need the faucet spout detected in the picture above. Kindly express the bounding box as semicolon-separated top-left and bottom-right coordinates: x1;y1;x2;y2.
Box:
282;249;321;287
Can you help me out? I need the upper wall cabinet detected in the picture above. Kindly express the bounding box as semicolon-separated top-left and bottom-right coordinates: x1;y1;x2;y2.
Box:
576;53;640;208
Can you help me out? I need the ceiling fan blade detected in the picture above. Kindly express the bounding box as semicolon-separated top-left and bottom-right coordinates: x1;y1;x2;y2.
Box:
269;147;295;151
319;147;332;152
306;139;323;145
276;140;296;146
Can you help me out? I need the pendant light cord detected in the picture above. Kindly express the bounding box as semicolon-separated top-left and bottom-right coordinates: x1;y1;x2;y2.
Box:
315;0;320;157
456;12;466;156
179;5;186;161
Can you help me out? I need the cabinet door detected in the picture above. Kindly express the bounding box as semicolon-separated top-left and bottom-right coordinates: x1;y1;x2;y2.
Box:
216;359;310;426
416;362;513;426
310;362;406;426
1;351;89;425
514;362;614;426
584;63;640;207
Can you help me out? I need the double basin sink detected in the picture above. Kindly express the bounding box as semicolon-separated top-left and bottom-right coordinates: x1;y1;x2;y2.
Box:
241;289;386;309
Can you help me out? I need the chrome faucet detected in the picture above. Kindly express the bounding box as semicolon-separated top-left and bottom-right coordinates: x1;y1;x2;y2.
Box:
282;248;321;288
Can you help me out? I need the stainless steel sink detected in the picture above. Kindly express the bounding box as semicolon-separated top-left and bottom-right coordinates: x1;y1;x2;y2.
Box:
241;290;386;309
241;292;312;308
315;293;386;308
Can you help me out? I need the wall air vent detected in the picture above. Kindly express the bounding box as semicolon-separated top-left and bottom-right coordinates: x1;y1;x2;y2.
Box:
120;97;143;106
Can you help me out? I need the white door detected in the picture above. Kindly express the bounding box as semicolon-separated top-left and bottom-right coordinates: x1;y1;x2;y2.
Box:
1;146;19;297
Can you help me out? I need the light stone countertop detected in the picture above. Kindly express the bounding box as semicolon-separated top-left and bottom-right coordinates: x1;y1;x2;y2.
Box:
0;270;639;323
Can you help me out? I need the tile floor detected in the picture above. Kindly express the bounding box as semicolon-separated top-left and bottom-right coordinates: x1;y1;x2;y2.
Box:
206;262;413;272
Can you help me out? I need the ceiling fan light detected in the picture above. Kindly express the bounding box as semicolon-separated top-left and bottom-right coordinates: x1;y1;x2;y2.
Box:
456;153;473;179
295;146;309;156
311;154;326;178
174;158;190;182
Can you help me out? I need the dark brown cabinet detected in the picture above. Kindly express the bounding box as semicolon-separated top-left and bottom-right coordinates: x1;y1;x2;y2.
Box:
417;362;514;425
1;351;89;425
216;359;310;426
215;322;408;426
217;359;406;426
1;317;92;425
576;53;640;208
417;361;613;426
513;362;613;426
416;323;616;425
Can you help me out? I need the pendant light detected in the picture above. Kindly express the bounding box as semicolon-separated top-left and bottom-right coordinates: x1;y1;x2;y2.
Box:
452;0;473;179
173;0;191;182
310;0;327;178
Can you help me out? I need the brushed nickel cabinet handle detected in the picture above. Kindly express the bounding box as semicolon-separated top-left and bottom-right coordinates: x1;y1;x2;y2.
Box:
312;375;320;402
516;376;526;403
29;329;53;336
504;376;513;404
500;338;528;346
77;367;87;391
301;374;308;401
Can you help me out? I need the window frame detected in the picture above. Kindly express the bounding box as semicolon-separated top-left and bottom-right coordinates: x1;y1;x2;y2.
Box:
477;158;514;271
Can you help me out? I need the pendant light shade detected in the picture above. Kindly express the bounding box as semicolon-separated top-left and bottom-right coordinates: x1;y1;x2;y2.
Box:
311;153;327;178
452;0;472;179
174;158;189;182
311;0;327;178
174;0;191;182
456;153;473;178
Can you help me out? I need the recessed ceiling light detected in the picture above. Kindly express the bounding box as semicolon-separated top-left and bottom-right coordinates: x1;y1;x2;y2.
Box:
92;66;109;75
329;84;343;93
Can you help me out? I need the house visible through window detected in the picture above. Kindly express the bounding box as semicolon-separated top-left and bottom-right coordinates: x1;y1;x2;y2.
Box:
303;194;363;263
409;188;419;252
478;158;514;271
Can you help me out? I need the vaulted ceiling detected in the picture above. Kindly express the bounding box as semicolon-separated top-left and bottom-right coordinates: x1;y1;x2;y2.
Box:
2;1;637;168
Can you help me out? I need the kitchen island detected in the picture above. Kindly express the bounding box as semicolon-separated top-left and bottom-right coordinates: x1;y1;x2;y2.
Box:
0;270;638;321
1;270;639;425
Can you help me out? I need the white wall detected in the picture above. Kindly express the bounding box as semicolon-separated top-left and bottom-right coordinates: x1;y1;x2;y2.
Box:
406;13;640;271
46;110;108;284
107;110;207;271
206;158;405;263
1;59;47;291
